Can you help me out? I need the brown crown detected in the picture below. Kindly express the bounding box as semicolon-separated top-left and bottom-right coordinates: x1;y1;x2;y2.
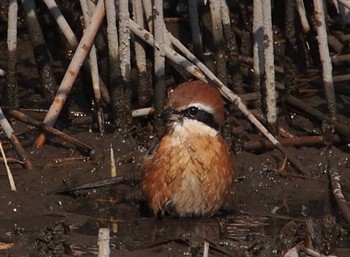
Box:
166;80;225;126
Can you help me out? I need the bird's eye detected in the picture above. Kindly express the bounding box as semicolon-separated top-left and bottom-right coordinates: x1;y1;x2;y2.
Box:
187;107;198;117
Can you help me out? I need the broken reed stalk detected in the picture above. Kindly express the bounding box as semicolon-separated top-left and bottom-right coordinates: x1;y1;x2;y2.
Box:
80;0;104;135
295;0;310;33
313;0;338;122
253;0;264;110
34;0;105;148
153;0;167;118
7;0;19;108
110;144;116;177
21;0;57;100
129;19;309;176
0;141;17;191
327;148;350;223
0;108;32;169
97;228;110;257
262;0;277;132
9;109;94;155
203;240;209;257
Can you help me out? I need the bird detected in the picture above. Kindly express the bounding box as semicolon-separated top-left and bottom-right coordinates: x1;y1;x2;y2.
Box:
141;80;235;217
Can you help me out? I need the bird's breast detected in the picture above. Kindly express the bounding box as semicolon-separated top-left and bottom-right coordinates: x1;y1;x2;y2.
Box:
141;120;235;216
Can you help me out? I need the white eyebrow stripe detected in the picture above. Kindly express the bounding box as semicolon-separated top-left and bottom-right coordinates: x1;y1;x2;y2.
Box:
177;102;214;114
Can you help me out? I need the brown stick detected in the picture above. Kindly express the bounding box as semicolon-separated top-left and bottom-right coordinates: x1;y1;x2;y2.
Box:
286;95;350;138
243;135;341;151
0;107;33;169
9;110;94;155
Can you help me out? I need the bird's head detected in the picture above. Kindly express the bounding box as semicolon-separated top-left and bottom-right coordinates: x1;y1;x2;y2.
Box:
160;80;225;131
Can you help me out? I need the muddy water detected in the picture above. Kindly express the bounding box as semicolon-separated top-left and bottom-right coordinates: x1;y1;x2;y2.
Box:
0;129;349;256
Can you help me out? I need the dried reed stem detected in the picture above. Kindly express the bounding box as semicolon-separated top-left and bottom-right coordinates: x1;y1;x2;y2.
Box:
119;0;131;80
188;0;203;56
153;0;166;117
80;0;104;135
34;0;105;147
21;0;57;99
209;0;227;85
42;0;78;47
262;0;277;131
133;0;151;106
97;228;110;257
295;0;310;32
253;0;264;109
313;0;338;122
7;0;18;108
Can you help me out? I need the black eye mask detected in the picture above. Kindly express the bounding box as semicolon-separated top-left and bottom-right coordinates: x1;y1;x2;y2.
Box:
180;106;220;131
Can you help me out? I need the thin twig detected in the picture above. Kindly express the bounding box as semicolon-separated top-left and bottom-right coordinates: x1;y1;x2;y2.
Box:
0;141;17;191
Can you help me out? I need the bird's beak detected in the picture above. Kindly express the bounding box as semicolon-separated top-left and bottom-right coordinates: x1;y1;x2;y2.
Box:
159;108;181;122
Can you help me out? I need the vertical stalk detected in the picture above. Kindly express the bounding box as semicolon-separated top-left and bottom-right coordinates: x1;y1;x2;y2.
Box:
220;0;243;92
284;0;298;92
7;0;18;107
209;0;227;86
188;0;203;57
142;0;153;33
262;0;277;133
119;0;131;80
105;0;120;85
253;0;263;110
133;0;151;106
20;0;57;100
313;0;337;122
80;0;104;135
112;0;132;128
153;0;166;121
